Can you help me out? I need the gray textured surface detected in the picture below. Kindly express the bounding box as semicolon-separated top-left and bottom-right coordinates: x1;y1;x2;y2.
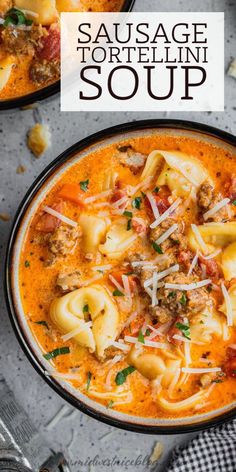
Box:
0;1;235;471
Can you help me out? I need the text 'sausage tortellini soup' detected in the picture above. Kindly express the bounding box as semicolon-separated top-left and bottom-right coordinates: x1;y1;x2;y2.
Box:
20;134;236;418
0;0;124;100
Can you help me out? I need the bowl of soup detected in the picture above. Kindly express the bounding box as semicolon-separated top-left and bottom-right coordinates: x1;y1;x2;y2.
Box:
0;0;135;110
5;119;236;433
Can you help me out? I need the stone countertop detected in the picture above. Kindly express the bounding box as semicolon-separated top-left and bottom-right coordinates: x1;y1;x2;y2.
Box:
0;0;235;471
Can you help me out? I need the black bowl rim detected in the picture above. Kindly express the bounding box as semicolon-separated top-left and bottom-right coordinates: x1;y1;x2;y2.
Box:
0;0;135;111
4;119;236;434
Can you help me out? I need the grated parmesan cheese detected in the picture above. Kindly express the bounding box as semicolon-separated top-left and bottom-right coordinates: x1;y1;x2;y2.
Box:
61;322;92;342
84;190;112;204
143;264;179;288
191;224;208;253
203;198;231;221
182;367;221;374
146;191;160;220
43;206;77;228
164;279;211;291
150;198;181;229
187;252;198;276
155;223;178;245
221;282;234;327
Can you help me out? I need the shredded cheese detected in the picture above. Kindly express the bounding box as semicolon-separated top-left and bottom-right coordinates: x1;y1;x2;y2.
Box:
61;322;92;342
151;272;158;307
43;206;78;228
182;367;221;374
146;191;160;220
112;196;128;208
128;176;153;196
221;282;234;327
191;224;208;253
164;279;211;291
187;252;199;276
203;198;231;221
122;274;131;298
144;264;179;288
122;311;138;329
119;234;138;251
92;264;112;272
84;190;112;204
124;335;168;349
200;248;222;260
155;223;178;245
150;198;181;229
109;274;124;293
111;341;130;352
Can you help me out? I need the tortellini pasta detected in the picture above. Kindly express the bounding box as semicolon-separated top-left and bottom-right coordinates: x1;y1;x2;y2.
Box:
50;284;119;358
99;224;135;259
221;242;236;281
102;170;119;191
141;151;163;180
188;222;236;253
190;308;223;343
79;213;108;254
157;164;192;198
56;0;82;11
0;56;14;92
220;283;236;327
15;0;59;24
128;347;181;385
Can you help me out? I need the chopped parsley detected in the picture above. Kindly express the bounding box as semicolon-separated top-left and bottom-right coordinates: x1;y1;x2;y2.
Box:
152;242;163;254
86;371;92;391
179;293;187;306
153;187;159;194
107;400;114;409
127;219;132;231
132;196;142;210
145;329;151;336
83;304;89;314
4;8;33;27
79;179;89;192
175;322;191;340
232;200;236;206
113;289;124;297
138;329;145;344
168;291;176;298
115;366;136;385
35;320;49;330
43;347;70;361
24;260;30;268
123;211;133;218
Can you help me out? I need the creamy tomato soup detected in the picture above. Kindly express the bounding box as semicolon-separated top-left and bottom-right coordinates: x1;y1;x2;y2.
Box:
19;134;236;419
0;0;124;100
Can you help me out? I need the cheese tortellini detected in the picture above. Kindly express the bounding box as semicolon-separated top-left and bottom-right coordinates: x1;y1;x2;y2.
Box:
128;348;181;385
220;283;236;327
221;242;236;280
56;0;82;11
79;214;108;254
189;222;236;252
0;56;14;92
15;0;59;24
141;151;163;180
190;308;223;343
50;284;119;358
99;224;135;259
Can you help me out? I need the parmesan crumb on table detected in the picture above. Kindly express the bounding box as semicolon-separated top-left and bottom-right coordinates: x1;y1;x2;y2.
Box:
27;123;51;157
0;212;10;222
16;164;26;174
227;59;236;79
150;441;164;463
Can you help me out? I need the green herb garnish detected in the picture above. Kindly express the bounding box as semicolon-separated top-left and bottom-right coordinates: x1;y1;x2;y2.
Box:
83;304;89;314
179;293;187;306
175;322;191;340
145;329;151;336
86;371;92;391
113;289;124;297
132;196;142;210
44;347;70;361
123;211;133;218
168;291;176;298
107;400;114;409
232;200;236;206
153;187;159;194
138;329;145;344
35;320;49;330
24;260;30;268
4;8;33;27
115;366;136;385
79;179;89;192
127;219;132;231
152;242;163;254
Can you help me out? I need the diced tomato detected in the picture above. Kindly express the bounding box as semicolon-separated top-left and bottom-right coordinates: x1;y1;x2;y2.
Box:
198;255;220;279
178;250;192;268
58;183;85;206
225;357;236;378
226;346;236;359
35;201;64;233
37;25;60;61
145;186;170;216
110;189;127;209
167;317;184;346
132;217;148;235
123;314;145;337
109;270;137;293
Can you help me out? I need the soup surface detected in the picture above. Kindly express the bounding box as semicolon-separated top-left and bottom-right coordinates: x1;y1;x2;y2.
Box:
0;0;124;100
19;133;236;419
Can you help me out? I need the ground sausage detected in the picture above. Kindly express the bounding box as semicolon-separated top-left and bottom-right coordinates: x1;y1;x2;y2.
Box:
1;25;44;55
29;59;60;85
56;270;82;292
115;146;146;174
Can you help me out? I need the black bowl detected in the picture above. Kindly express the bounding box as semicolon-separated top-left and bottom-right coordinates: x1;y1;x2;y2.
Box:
0;0;135;111
5;119;236;434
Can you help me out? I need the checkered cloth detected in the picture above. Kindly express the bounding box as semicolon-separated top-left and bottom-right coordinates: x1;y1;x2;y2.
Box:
167;420;236;472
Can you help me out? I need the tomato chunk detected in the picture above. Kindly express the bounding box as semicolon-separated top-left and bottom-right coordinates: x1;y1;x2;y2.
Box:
110;270;137;293
145;186;170;216
35;201;63;233
198;255;220;279
58;183;85;206
37;25;60;61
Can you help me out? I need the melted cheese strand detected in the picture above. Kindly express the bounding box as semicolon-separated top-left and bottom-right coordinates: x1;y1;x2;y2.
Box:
43;206;77;228
203;198;231;221
150;198;181;229
221;282;233;327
